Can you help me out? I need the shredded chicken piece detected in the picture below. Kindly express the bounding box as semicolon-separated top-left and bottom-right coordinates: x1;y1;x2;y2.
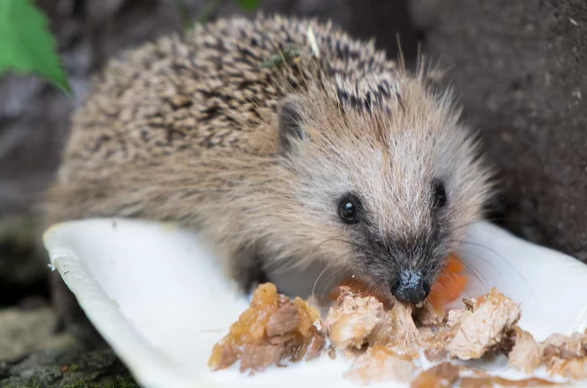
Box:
325;287;425;353
541;331;587;379
344;345;417;384
325;287;391;350
329;279;395;309
419;299;473;362
415;301;445;327
446;309;472;328
387;302;422;352
421;327;450;362
418;306;469;362
508;326;541;374
446;288;521;360
558;332;587;358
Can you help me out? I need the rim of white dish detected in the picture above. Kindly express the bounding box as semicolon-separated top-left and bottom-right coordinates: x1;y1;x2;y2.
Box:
44;223;215;388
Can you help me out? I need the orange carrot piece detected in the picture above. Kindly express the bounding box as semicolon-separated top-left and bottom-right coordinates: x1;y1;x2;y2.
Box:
427;254;468;312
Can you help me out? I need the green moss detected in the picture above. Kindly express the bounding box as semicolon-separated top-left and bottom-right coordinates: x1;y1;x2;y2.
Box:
1;374;138;388
0;348;139;388
0;384;41;388
59;375;139;388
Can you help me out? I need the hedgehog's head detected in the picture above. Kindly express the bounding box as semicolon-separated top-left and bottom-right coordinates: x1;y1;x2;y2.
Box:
269;74;493;304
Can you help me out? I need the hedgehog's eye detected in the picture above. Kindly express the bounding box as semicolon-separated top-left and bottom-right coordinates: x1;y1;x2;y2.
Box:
338;196;360;224
432;179;447;209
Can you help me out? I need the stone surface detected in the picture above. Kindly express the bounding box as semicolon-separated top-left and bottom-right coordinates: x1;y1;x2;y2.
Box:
0;307;78;362
0;348;138;387
0;216;49;306
409;0;587;260
0;306;137;387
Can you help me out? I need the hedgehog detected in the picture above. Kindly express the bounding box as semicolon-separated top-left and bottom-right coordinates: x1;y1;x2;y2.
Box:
44;14;493;342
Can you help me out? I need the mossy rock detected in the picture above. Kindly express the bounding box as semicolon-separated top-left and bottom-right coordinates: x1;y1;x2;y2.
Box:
0;348;139;388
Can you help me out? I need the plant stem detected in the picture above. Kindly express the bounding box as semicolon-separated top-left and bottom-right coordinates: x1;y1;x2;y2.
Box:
195;0;226;25
174;0;192;30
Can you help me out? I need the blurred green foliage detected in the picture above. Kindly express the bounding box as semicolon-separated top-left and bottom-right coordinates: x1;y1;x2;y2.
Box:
0;0;71;95
235;0;261;10
0;0;262;95
177;0;261;28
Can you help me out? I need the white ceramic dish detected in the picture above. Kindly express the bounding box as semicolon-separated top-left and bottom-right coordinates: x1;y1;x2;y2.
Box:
43;219;587;388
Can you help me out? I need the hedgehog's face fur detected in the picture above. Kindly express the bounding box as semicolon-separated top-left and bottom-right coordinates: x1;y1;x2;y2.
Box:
269;77;492;304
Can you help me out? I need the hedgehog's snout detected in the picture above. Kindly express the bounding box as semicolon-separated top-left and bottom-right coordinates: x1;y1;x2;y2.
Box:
390;269;431;304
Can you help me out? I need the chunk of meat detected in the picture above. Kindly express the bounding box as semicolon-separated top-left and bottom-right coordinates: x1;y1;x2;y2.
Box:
344;345;417;384
540;331;587;379
508;327;541;374
423;347;449;363
305;330;327;360
446;288;521;360
266;302;300;337
446;308;473;329
326;286;428;354
541;333;568;348
208;283;325;373
415;301;445;327
420;303;472;362
421;328;453;362
387;302;422;352
325;287;391;350
239;344;284;371
558;332;587;358
329;278;394;308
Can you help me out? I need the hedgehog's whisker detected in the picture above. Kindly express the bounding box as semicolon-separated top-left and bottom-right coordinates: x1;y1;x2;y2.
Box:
441;270;472;299
445;245;493;289
452;239;503;276
312;255;352;298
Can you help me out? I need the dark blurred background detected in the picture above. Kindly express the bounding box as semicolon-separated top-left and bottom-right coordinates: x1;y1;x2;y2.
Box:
0;0;585;385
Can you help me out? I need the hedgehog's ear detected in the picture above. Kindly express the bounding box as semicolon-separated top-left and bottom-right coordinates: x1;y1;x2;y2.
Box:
278;96;309;153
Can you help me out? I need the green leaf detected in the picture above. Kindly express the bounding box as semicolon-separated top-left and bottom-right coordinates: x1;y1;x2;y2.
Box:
174;0;192;30
235;0;260;11
0;0;71;95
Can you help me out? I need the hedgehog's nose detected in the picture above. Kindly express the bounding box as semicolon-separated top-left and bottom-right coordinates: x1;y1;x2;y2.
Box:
390;270;431;304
